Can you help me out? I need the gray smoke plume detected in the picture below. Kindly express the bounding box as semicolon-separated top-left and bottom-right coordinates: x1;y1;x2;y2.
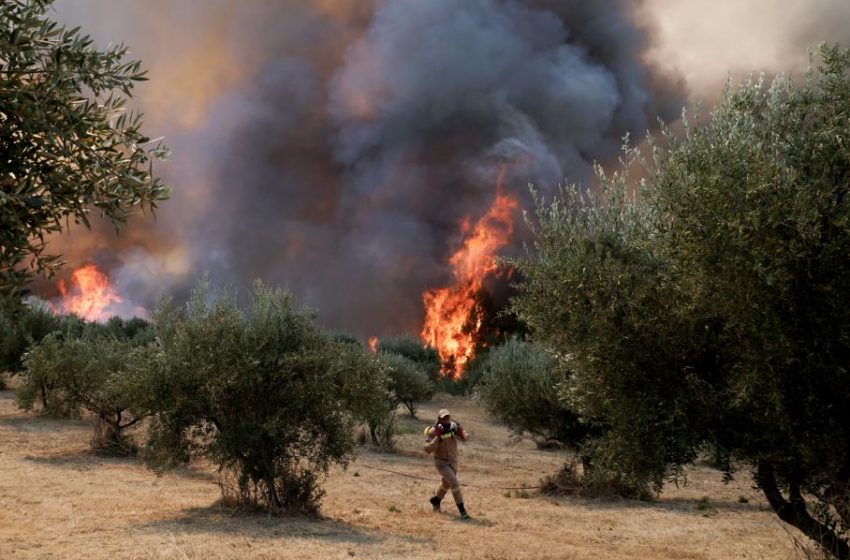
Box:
47;0;686;336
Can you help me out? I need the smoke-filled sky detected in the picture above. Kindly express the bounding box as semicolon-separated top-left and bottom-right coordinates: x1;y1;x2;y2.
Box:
42;0;850;337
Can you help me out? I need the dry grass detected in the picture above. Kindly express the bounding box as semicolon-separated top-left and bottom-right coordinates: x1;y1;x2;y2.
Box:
0;386;806;559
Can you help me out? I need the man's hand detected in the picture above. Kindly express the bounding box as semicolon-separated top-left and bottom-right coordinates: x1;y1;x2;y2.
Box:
457;426;468;440
432;423;445;439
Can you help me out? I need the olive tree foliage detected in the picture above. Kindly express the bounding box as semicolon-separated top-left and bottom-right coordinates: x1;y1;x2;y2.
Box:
377;335;441;383
649;47;850;558
512;46;850;558
0;0;168;302
0;299;59;375
378;351;434;418
99;316;155;345
514;169;710;492
476;339;586;451
139;280;386;514
9;310;152;411
19;332;149;453
334;340;397;450
16;331;81;417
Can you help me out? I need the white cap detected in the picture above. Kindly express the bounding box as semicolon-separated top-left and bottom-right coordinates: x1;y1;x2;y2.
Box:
438;409;450;419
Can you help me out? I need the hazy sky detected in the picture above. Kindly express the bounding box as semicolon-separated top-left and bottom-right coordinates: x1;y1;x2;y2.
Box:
644;0;850;97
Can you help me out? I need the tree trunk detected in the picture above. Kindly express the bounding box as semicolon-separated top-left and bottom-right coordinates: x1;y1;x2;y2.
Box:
93;412;131;455
266;472;281;512
107;421;123;448
368;421;379;446
404;401;417;418
103;416;121;445
39;382;49;410
756;462;850;560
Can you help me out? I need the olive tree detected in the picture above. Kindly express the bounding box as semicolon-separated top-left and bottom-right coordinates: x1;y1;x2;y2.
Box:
514;168;711;491
648;46;850;558
139;280;379;514
0;299;59;375
477;339;586;451
513;46;850;558
377;335;441;383
379;351;434;418
334;340;397;449
0;0;168;301
20;333;149;452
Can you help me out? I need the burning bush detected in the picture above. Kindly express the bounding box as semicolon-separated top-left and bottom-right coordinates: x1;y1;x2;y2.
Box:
139;280;379;514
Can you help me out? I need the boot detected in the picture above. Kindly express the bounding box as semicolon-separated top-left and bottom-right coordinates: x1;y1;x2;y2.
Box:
429;495;442;511
457;502;470;520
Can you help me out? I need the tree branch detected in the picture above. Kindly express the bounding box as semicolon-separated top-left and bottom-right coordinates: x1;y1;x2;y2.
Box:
757;462;850;560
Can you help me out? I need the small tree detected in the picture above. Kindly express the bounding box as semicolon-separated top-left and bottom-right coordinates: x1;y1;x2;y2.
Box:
477;339;586;451
379;352;434;418
20;333;149;452
17;332;82;417
334;341;397;449
377;335;441;384
0;0;168;302
140;280;361;514
0;299;59;376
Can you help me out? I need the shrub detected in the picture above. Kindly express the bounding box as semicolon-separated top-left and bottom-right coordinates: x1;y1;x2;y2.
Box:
20;333;149;453
0;300;61;375
101;316;155;345
17;333;83;418
334;341;397;450
377;335;441;383
379;352;434;418
477;339;586;450
139;280;366;514
539;460;653;501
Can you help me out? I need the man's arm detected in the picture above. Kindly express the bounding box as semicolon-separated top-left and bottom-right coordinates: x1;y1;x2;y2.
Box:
423;425;440;454
455;423;469;442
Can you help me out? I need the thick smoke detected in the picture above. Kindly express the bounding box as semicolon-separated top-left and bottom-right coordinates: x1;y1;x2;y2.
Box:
45;0;687;336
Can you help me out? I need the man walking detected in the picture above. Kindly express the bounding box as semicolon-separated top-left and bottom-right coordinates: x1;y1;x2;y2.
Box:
424;409;470;519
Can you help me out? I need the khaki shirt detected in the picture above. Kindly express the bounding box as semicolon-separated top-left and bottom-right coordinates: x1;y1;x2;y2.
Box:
424;422;468;467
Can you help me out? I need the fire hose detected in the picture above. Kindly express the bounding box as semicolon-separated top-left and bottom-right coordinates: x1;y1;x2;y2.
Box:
355;462;541;490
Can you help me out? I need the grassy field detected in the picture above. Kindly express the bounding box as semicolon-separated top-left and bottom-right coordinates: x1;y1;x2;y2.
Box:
0;386;804;559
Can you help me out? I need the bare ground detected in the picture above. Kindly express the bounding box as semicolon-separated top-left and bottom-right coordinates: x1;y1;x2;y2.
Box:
0;387;805;559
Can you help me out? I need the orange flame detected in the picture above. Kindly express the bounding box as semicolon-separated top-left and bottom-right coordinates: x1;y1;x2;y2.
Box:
368;336;379;353
55;264;123;322
421;170;518;378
